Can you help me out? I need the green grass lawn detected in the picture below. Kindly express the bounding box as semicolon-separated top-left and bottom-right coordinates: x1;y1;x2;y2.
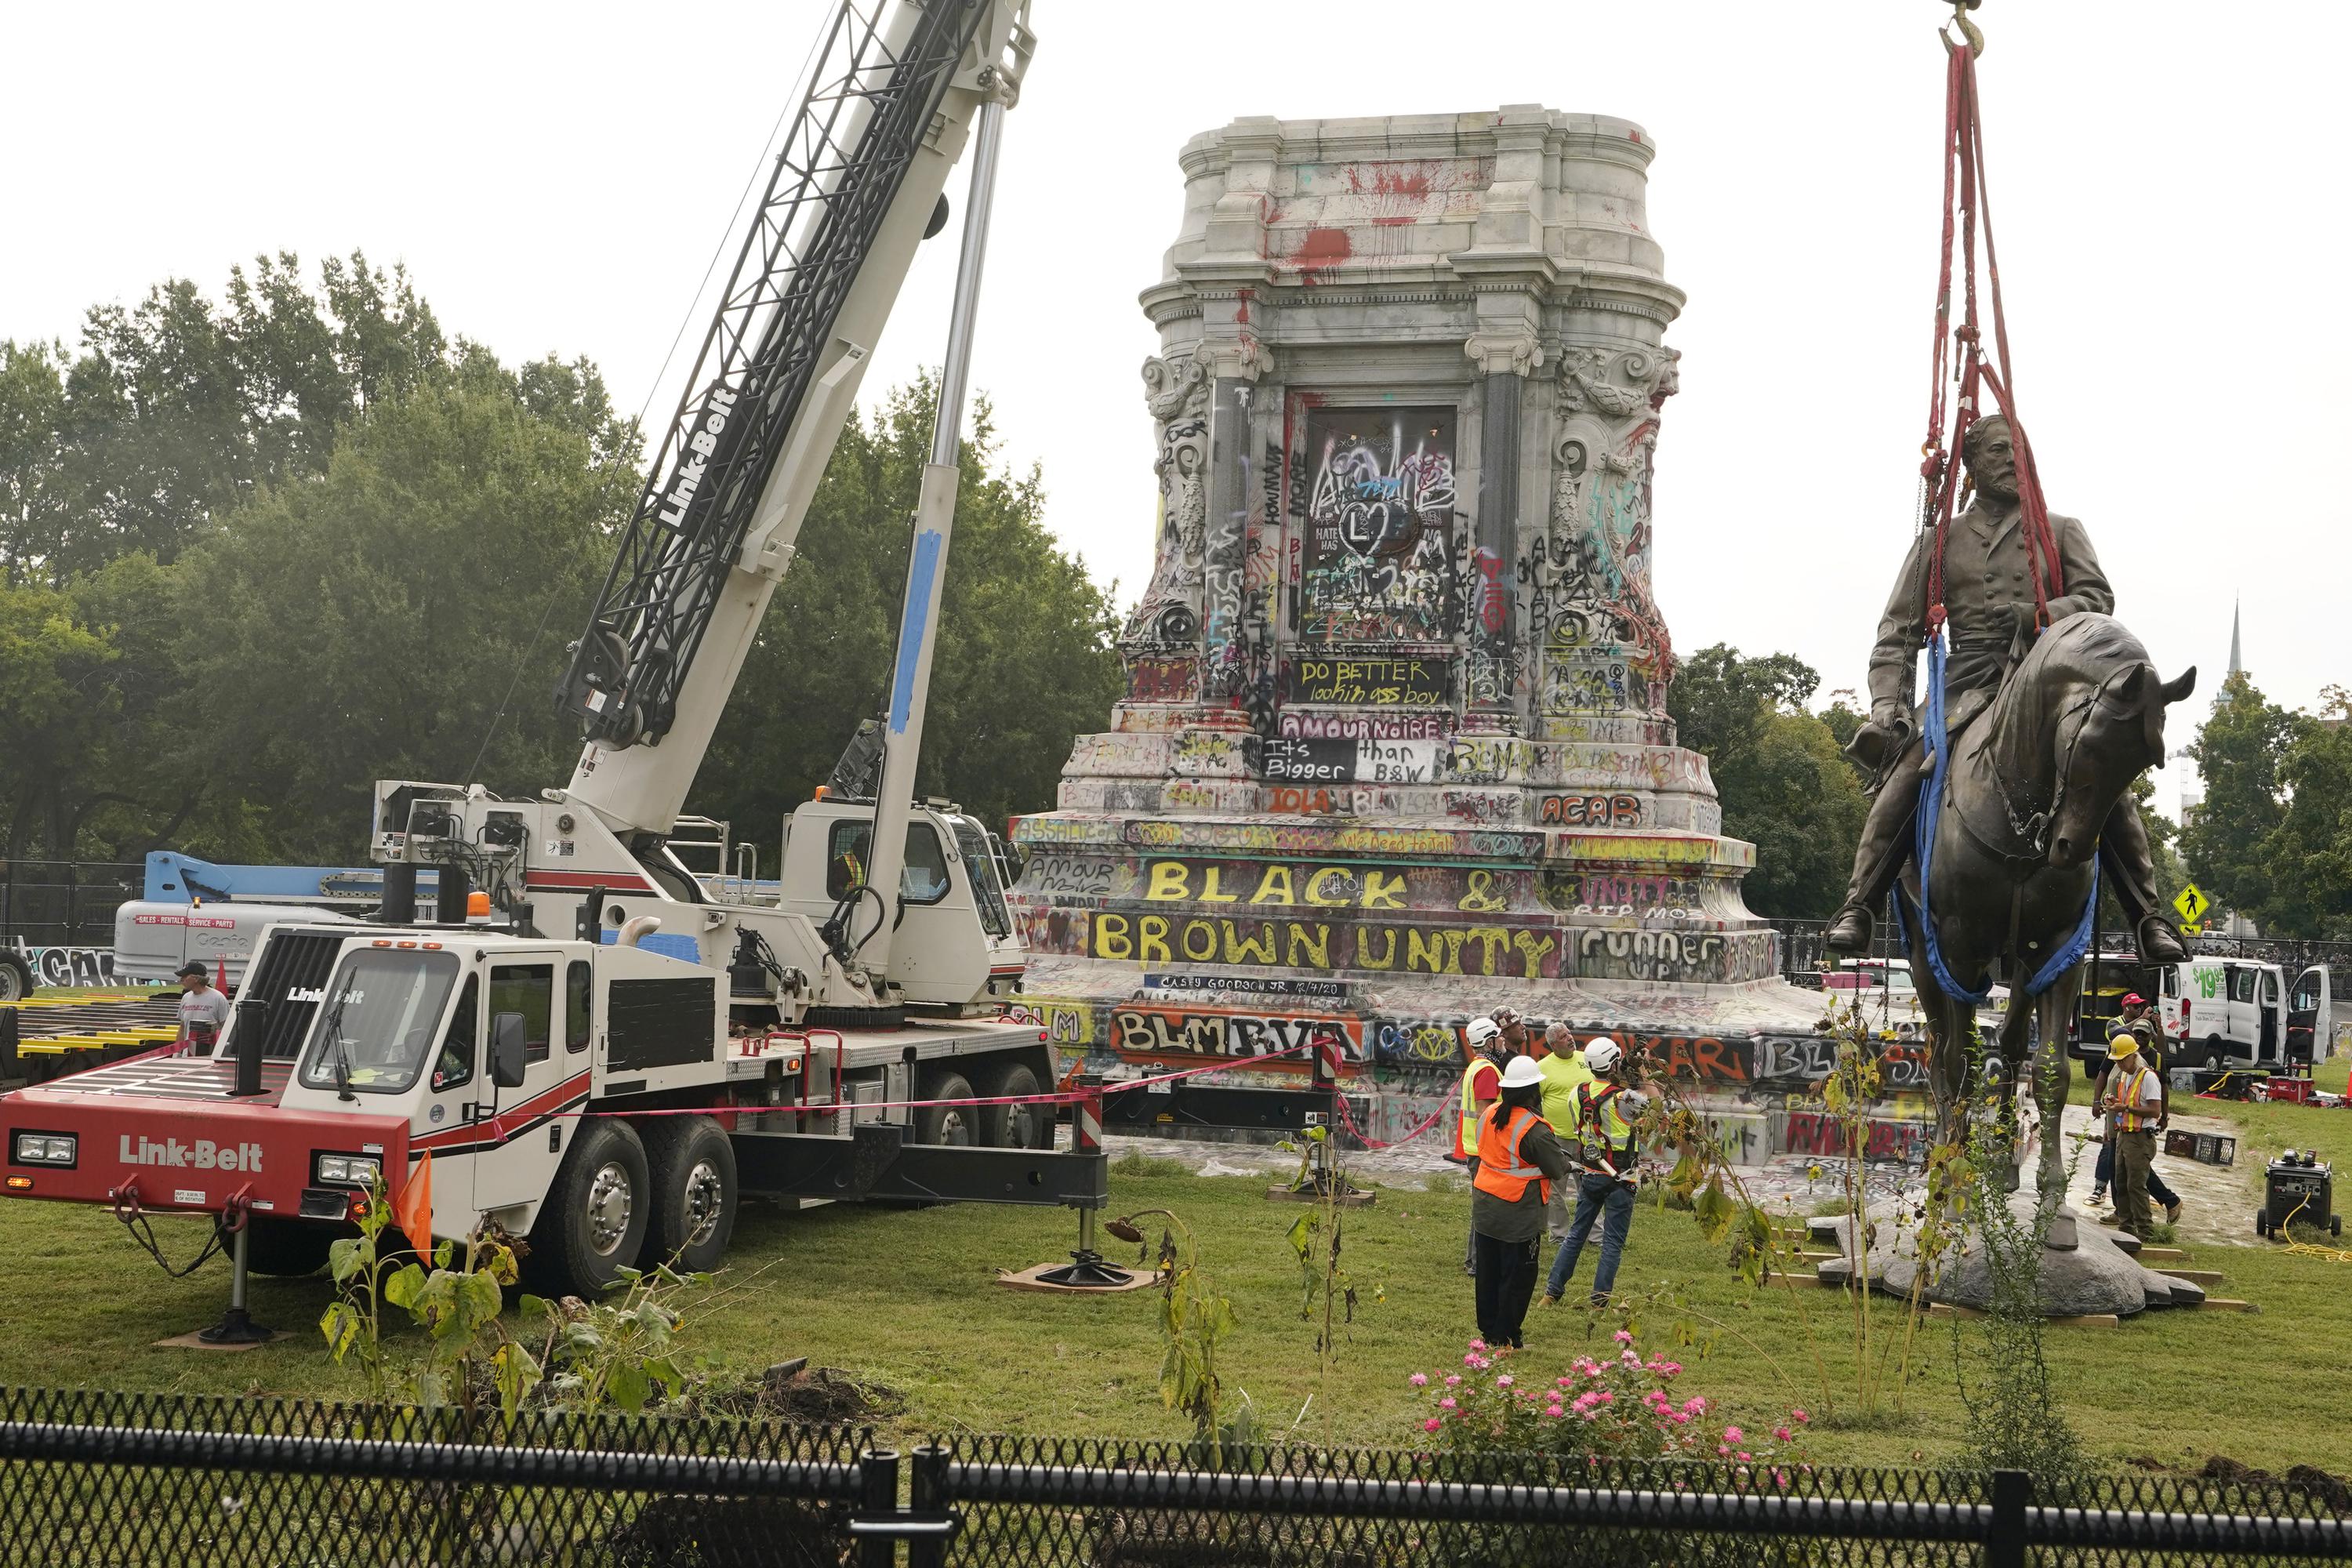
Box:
4;1147;2350;1475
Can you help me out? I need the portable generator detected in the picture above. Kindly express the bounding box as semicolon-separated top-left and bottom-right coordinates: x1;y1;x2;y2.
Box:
2256;1149;2340;1239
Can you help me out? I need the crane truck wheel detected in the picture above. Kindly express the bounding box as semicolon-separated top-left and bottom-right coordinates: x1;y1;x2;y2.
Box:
526;1118;651;1297
641;1116;738;1275
0;950;32;1002
913;1070;978;1147
241;1217;338;1277
975;1062;1046;1149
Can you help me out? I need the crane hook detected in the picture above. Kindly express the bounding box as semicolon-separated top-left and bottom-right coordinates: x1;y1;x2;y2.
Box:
1943;0;1986;57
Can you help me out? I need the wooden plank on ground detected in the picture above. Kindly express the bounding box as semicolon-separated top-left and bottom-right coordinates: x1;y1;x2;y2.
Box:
2158;1269;2226;1287
2195;1298;2259;1313
2139;1246;2190;1262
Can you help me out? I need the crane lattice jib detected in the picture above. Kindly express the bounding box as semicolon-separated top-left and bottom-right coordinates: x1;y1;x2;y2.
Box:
555;0;989;748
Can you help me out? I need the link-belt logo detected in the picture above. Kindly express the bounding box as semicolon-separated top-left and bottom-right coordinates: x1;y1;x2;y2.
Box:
656;386;737;528
118;1134;263;1173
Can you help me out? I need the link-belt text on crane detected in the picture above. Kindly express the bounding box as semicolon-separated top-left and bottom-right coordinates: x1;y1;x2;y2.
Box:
658;387;739;528
118;1134;264;1173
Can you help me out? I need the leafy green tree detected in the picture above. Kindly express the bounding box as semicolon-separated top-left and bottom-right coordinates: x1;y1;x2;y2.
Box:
699;376;1123;854
2253;688;2352;938
1668;644;1867;919
0;252;443;584
2182;673;2302;930
169;361;635;860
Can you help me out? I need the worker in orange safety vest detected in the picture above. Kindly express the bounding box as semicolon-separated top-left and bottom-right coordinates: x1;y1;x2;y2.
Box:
1469;1054;1573;1349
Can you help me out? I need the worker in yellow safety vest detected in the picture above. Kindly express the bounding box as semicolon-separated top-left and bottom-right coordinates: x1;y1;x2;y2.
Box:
1544;1039;1650;1307
1533;1022;1594;1253
1469;1054;1573;1349
1451;1017;1507;1276
2102;1030;2165;1240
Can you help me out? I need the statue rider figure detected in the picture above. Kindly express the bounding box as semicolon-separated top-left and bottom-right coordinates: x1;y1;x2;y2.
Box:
1826;416;2190;965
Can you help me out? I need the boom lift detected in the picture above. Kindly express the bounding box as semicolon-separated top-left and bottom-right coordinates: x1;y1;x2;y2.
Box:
2;0;1087;1320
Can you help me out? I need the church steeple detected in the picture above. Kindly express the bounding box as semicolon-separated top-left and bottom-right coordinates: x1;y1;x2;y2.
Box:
2228;596;2243;678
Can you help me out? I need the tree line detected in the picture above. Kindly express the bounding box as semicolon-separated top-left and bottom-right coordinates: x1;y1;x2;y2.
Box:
2183;673;2352;939
0;255;1123;869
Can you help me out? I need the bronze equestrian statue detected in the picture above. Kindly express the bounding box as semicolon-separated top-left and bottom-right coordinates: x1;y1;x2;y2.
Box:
1901;609;2192;1199
1828;414;2197;1202
1828;416;2191;969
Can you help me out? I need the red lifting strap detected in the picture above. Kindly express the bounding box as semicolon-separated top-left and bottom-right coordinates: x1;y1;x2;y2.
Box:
1918;15;2063;638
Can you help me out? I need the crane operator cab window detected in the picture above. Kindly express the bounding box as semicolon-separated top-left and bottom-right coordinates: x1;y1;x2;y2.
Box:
297;949;462;1095
434;977;478;1093
489;964;554;1062
824;821;952;905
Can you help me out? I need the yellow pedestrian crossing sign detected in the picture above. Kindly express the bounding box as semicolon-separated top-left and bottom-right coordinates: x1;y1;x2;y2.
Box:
2173;884;2210;926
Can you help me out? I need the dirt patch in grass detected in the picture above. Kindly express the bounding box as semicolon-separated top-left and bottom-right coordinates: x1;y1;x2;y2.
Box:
688;1362;906;1425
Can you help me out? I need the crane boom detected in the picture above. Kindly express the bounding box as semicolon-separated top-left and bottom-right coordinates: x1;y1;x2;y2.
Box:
555;0;1030;844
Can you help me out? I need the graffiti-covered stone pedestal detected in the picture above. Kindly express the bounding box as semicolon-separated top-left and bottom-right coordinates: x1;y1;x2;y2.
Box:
1007;109;1824;1118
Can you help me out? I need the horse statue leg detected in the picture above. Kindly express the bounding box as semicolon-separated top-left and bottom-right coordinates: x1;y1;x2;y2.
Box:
1990;991;2035;1195
2034;971;2082;1250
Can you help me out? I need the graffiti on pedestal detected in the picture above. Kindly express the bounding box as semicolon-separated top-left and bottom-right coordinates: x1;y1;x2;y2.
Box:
1087;913;1569;979
1112;1006;1365;1063
1141;972;1348;1000
1127;655;1198;704
1278;711;1451;741
1780;1110;1929;1166
1295;405;1457;642
1280;656;1450;708
1537;793;1645;829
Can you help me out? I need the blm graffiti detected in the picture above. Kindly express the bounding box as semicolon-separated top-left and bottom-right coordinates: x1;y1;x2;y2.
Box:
1298;405;1457;642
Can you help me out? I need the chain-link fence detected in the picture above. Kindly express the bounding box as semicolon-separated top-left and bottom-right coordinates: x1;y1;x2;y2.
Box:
0;860;140;950
1;1388;2348;1565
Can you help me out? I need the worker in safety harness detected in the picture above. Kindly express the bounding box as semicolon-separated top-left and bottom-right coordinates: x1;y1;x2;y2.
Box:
2102;1029;2166;1241
1469;1054;1573;1349
1825;417;2189;967
1543;1038;1649;1308
1450;1016;1509;1276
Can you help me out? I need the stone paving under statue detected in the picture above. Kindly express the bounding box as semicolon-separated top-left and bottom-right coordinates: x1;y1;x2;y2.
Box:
1004;108;1827;1112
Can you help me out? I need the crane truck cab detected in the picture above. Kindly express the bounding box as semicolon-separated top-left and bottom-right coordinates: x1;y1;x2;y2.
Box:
2;909;1065;1298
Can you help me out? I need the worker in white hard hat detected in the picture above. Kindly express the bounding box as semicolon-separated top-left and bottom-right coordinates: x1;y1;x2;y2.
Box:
1451;1015;1510;1276
1532;1022;1594;1253
1470;1053;1574;1348
1544;1036;1650;1307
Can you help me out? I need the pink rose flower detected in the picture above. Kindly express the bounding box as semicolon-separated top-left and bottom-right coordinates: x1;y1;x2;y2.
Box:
1409;1373;1428;1388
1439;1397;1457;1411
1469;1339;1487;1352
1774;1426;1791;1443
1496;1375;1513;1390
1791;1409;1809;1424
1724;1426;1743;1444
1446;1375;1461;1388
1613;1329;1634;1345
1425;1417;1443;1432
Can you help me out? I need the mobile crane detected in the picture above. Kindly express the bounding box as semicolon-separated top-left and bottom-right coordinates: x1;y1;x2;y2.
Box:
1;0;1089;1322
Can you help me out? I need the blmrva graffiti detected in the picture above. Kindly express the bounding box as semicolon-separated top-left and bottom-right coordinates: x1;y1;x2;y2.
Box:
1112;1007;1366;1063
1781;1111;1928;1166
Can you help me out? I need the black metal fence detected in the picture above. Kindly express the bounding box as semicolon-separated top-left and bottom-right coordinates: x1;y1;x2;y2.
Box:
1;1388;2348;1565
0;860;140;949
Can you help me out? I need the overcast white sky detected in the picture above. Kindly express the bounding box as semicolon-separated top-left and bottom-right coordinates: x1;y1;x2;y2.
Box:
8;2;2346;819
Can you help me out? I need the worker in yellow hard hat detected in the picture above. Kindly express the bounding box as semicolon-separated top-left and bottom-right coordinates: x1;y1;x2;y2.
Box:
2102;1029;2165;1241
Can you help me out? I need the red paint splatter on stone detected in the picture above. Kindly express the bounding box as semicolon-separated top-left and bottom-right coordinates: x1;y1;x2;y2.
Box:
1235;286;1254;325
1293;226;1351;284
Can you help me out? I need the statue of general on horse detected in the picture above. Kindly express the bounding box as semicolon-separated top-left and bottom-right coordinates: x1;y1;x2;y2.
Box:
1827;416;2189;972
1826;413;2197;1203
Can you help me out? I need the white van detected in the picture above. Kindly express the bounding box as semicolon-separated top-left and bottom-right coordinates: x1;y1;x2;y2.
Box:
2153;958;2331;1073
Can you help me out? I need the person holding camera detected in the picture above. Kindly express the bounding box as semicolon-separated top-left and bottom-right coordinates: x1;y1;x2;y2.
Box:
1543;1038;1649;1308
